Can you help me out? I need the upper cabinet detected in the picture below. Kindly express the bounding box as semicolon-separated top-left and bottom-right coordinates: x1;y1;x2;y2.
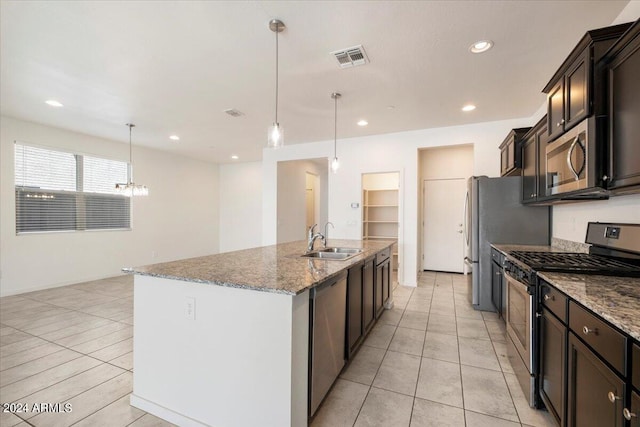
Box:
600;19;640;194
521;116;548;204
542;23;631;141
499;128;530;177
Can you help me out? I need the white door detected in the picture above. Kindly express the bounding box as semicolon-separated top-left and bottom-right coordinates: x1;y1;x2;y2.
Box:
423;178;466;272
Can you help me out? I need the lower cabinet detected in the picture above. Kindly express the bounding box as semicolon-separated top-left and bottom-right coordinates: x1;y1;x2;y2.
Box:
540;307;566;426
346;262;363;359
567;332;625;427
628;391;640;427
362;257;375;334
491;260;503;316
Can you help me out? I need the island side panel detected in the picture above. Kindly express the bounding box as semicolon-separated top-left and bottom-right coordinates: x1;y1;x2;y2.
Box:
131;275;309;427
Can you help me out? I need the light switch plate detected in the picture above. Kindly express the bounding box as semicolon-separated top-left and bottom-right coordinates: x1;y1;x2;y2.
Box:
350;202;359;208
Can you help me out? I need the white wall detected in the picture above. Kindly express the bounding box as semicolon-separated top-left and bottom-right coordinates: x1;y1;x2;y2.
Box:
262;117;533;286
276;159;328;243
0;116;219;296
219;161;262;252
362;172;400;190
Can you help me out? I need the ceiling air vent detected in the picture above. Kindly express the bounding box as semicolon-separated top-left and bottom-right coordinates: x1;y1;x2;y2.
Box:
331;45;369;69
224;109;244;117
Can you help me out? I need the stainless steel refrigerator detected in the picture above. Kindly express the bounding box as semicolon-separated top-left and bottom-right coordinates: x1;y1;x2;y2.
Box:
463;176;550;311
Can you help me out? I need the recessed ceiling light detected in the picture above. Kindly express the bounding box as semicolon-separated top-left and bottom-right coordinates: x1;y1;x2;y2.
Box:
169;135;180;141
469;40;493;53
357;120;368;126
45;100;63;107
231;155;239;160
462;104;476;112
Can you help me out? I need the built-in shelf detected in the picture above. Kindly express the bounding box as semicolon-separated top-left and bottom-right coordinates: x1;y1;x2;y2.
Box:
362;188;399;270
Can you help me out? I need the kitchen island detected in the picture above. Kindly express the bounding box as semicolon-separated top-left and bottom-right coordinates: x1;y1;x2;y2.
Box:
124;239;394;427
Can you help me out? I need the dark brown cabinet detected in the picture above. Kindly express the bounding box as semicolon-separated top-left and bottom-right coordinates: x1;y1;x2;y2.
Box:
540;307;566;426
628;391;640;426
362;257;375;334
521;116;549;203
374;249;390;319
633;342;640;390
499;128;530;177
567;332;625;427
346;261;364;359
543;23;630;142
547;49;590;141
601;19;640;193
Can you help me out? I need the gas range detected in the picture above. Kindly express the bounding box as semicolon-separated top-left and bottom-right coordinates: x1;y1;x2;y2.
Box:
504;222;640;280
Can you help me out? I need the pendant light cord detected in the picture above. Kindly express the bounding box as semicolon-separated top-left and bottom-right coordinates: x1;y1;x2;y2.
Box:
275;24;279;124
127;123;135;183
334;95;337;157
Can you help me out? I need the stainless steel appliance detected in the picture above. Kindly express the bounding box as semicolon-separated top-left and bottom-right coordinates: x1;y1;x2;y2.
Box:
545;118;607;198
503;222;640;409
463;176;550;311
309;271;347;417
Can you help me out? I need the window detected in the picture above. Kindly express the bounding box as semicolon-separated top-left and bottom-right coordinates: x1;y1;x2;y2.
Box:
14;143;131;233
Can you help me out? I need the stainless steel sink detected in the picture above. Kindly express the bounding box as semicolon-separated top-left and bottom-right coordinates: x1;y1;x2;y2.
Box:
320;247;363;254
300;247;362;260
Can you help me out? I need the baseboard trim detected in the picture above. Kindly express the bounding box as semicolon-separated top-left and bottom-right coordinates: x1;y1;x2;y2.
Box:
130;394;207;427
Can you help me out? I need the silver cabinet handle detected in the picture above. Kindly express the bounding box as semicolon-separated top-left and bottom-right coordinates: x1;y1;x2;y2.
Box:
544;294;554;301
583;326;597;335
608;391;621;403
623;408;637;420
495;271;501;275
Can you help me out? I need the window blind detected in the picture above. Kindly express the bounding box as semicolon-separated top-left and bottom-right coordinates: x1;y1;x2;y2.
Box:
14;143;131;233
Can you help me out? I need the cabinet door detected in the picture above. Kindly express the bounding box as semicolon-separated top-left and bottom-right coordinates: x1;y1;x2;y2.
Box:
363;259;375;333
347;263;363;358
536;120;549;199
500;146;509;176
375;263;384;319
548;80;565;140
382;260;390;305
567;333;625;427
627;391;640;427
506;139;516;172
564;49;590;130
608;34;640;191
491;261;502;314
540;308;566;427
522;133;537;203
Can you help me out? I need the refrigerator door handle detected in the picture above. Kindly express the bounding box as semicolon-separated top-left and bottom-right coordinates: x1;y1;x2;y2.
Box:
463;190;470;246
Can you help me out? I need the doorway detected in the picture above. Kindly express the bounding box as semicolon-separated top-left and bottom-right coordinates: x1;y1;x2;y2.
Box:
362;172;401;282
422;178;466;272
305;172;319;232
418;144;473;273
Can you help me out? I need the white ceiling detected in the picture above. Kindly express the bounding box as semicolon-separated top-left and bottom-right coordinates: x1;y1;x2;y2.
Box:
0;1;630;164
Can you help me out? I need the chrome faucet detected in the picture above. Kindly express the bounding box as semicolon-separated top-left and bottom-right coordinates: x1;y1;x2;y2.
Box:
323;222;334;247
307;224;325;253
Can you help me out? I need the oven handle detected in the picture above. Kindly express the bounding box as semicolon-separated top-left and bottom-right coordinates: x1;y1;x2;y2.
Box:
566;136;586;181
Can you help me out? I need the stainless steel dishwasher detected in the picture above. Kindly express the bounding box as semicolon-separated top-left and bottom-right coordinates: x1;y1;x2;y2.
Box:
309;271;347;417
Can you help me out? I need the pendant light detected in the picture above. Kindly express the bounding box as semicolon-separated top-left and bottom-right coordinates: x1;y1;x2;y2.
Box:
268;19;285;148
330;92;341;173
115;123;149;197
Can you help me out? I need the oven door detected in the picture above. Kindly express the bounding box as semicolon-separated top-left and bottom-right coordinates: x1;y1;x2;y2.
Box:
505;270;532;371
545;119;589;196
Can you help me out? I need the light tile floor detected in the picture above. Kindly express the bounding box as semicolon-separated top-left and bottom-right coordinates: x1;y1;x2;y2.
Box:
0;275;174;427
312;271;557;427
0;272;556;427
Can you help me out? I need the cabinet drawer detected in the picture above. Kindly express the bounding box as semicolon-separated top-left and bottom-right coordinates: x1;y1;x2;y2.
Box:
540;281;568;323
569;301;626;374
633;342;640;390
376;248;390;265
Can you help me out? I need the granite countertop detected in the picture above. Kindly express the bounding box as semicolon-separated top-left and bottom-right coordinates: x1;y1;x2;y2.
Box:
538;272;640;342
124;239;394;296
490;243;640;342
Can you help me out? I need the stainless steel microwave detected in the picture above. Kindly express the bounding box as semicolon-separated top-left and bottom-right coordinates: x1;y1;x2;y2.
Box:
545;118;605;197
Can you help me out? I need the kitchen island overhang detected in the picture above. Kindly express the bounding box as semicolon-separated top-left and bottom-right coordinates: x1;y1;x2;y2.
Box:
125;239;394;427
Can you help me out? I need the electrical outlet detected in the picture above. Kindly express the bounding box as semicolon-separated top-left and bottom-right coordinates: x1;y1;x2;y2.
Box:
184;297;196;320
